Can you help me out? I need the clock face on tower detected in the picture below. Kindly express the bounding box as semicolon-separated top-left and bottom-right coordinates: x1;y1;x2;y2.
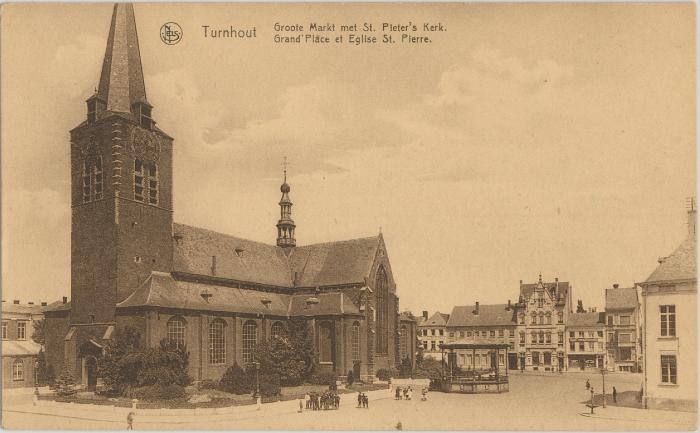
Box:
131;128;161;161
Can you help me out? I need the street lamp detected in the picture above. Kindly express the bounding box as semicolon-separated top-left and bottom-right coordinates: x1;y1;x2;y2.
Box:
254;361;261;409
600;367;607;408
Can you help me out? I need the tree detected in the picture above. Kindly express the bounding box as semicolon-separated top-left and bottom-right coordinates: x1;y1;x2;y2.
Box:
54;366;77;397
285;318;317;379
98;326;191;395
252;336;307;386
415;340;424;367
219;363;251;394
32;319;45;346
398;357;413;377
576;300;585;313
36;349;49;386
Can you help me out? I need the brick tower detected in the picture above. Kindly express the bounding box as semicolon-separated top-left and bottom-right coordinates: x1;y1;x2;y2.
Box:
69;3;173;325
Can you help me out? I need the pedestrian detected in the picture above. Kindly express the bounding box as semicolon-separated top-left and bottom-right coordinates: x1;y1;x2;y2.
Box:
395;386;401;400
407;386;412;400
298;394;304;413
421;387;427;401
585;379;590;390
126;411;134;430
358;391;362;408
612;386;617;403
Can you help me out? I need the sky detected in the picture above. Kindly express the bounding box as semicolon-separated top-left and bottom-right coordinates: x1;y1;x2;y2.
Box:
1;3;696;314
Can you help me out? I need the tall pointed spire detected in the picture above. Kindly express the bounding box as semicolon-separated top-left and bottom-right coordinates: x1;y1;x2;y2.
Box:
95;3;149;117
277;157;296;248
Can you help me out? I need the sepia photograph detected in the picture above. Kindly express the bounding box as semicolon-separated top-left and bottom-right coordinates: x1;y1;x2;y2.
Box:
1;2;696;430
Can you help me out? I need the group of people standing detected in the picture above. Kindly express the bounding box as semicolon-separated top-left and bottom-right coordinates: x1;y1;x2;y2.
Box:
394;386;413;400
304;391;340;410
357;392;370;408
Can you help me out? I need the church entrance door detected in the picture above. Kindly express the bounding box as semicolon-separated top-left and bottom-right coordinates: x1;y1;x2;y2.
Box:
85;357;97;391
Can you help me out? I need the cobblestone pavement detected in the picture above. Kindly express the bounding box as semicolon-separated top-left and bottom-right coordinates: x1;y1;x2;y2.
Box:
2;373;696;430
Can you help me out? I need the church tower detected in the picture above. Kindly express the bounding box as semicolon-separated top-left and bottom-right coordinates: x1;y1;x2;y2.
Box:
70;4;173;324
276;161;296;248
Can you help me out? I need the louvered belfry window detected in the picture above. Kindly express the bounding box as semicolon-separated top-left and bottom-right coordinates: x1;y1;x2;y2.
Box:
375;266;389;354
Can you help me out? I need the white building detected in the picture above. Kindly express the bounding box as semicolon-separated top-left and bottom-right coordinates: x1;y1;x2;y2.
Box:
417;311;450;359
639;202;696;412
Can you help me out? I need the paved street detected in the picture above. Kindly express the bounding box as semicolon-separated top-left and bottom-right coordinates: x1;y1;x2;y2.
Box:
3;373;696;430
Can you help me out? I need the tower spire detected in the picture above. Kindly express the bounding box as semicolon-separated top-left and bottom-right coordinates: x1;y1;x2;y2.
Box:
277;158;296;248
90;3;152;125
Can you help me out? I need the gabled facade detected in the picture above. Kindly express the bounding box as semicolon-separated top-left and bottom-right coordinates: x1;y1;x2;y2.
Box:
417;311;450;359
566;312;606;370
605;284;641;372
45;3;402;388
514;275;572;371
639;203;697;412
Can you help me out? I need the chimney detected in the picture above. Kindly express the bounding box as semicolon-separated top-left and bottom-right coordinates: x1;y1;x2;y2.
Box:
13;300;19;304
41;302;47;307
422;311;428;320
28;302;34;305
474;302;480;315
688;197;696;237
211;255;217;276
62;296;67;304
613;283;619;289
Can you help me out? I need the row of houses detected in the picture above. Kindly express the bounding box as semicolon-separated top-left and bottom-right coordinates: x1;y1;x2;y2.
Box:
417;280;640;373
417;202;696;411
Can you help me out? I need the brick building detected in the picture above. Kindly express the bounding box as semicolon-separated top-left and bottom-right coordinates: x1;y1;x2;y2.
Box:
417;311;450;359
604;285;641;372
2;300;46;388
565;312;606;370
445;302;518;370
44;4;403;389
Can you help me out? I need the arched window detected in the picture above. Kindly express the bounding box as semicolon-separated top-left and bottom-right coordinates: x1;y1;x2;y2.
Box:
243;320;258;364
531;312;537;325
270;321;286;339
167;316;186;349
538;312;545;325
400;325;408;359
209;319;226;365
375;266;389;354
351;322;361;361
319;321;334;363
12;359;24;381
545;312;552;325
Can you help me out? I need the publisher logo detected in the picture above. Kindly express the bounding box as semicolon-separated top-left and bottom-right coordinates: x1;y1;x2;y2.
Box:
160;22;182;45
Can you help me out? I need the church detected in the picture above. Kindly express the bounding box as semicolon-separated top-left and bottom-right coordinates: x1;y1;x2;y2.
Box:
44;3;413;389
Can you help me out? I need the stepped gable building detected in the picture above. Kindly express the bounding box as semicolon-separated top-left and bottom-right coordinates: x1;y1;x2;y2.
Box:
417;311;450;359
44;3;402;388
445;302;518;370
604;284;641;372
515;275;573;371
640;201;697;412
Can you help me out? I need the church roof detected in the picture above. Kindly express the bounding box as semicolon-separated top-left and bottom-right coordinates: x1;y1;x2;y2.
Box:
172;223;381;289
290;237;380;287
446;304;517;328
644;236;697;284
97;3;148;115
116;272;361;317
172;224;293;288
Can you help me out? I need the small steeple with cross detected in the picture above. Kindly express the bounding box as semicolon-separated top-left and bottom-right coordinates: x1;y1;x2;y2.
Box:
276;157;296;248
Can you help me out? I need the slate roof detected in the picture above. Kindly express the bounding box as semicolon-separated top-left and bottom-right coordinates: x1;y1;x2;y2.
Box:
644;236;697;284
43;300;71;313
2;340;42;357
172;223;381;289
418;312;450;327
117;272;361;317
2;302;44;316
520;281;570;303
290;237;379;287
446;304;517;327
172;223;293;288
605;287;638;310
567;312;605;328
